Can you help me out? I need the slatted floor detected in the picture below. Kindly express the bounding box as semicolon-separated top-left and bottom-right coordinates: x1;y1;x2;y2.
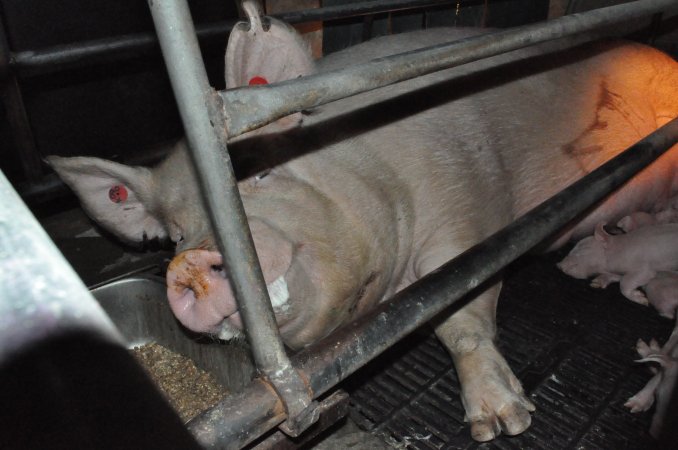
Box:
346;250;672;449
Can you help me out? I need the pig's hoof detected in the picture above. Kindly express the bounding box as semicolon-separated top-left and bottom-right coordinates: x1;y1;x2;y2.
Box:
625;395;653;413
457;346;535;441
626;289;649;305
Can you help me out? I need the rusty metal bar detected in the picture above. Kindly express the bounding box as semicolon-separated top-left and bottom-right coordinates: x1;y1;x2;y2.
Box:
219;0;678;137
147;0;317;437
189;118;678;449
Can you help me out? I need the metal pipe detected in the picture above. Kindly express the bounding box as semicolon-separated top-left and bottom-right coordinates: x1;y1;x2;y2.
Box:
219;0;678;137
147;0;315;436
0;14;42;182
11;20;236;78
279;0;452;23
189;118;678;449
0;168;122;364
10;0;450;77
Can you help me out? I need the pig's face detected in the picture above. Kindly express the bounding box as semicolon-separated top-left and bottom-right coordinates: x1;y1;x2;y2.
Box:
46;17;391;349
47;140;387;349
557;235;606;279
558;223;618;279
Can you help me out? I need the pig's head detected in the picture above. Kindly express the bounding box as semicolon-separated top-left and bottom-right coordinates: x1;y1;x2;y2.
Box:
557;223;611;279
47;16;392;350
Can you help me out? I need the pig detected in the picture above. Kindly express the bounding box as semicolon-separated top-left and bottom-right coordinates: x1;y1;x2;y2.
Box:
625;325;678;438
617;193;678;232
617;211;658;233
645;271;678;319
46;19;678;442
617;205;678;233
558;223;678;304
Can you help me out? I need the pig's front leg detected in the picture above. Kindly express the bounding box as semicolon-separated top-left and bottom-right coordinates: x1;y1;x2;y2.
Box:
590;272;620;289
433;282;535;441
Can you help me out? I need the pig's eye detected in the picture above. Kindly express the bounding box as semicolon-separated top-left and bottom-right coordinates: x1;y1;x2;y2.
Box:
168;224;184;244
255;169;271;181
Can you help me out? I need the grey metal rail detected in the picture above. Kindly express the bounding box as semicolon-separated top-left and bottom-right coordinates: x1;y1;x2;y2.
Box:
189;117;678;450
219;0;678;137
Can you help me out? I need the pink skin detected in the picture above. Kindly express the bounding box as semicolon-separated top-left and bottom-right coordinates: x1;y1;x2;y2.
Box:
166;250;242;334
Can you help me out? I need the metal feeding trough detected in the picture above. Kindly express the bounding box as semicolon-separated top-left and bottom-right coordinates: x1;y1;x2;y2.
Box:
91;276;255;394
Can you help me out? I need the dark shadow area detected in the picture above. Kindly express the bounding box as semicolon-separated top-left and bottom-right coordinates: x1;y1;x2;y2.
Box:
0;330;201;450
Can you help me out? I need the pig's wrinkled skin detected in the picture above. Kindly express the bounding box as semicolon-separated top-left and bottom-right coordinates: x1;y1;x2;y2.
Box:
645;271;678;319
47;23;678;441
626;325;678;438
558;223;678;304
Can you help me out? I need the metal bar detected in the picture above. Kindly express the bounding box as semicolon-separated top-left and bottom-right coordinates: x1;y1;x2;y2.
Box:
0;168;122;363
0;14;42;182
219;0;678;137
146;0;315;436
11;20;236;78
189;118;678;449
279;0;452;23
10;0;450;77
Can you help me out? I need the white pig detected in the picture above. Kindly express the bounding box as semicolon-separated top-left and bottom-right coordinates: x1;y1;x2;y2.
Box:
47;21;678;441
558;223;678;304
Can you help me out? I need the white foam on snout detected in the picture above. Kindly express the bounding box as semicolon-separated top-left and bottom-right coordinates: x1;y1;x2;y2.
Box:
217;276;289;342
218;323;241;341
267;276;290;311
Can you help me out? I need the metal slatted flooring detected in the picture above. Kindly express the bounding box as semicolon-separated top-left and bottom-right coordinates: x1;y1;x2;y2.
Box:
346;250;671;449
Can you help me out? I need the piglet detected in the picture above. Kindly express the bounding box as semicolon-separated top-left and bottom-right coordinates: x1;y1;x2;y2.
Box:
645;272;678;319
617;197;678;233
617;211;657;233
557;223;678;304
625;324;678;438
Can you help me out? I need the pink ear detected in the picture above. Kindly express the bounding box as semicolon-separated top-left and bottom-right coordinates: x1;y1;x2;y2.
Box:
593;222;611;246
46;155;167;244
225;12;314;89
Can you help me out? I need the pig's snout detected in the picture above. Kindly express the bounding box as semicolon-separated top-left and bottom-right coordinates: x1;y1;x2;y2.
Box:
166;249;239;334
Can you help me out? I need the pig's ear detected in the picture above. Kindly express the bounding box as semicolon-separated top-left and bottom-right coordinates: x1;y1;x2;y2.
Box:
593;222;612;246
225;8;314;131
46;155;167;244
225;14;314;89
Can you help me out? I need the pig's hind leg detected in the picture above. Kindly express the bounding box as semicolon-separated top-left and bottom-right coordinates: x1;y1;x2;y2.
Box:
620;270;654;305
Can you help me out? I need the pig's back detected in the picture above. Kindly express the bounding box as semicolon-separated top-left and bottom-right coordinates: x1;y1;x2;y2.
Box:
310;29;678;241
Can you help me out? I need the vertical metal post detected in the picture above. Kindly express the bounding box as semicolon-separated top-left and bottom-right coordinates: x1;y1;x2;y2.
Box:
147;0;316;435
0;14;42;183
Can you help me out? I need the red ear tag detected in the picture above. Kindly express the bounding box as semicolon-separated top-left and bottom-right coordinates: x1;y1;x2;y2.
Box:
248;76;268;86
108;185;128;203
